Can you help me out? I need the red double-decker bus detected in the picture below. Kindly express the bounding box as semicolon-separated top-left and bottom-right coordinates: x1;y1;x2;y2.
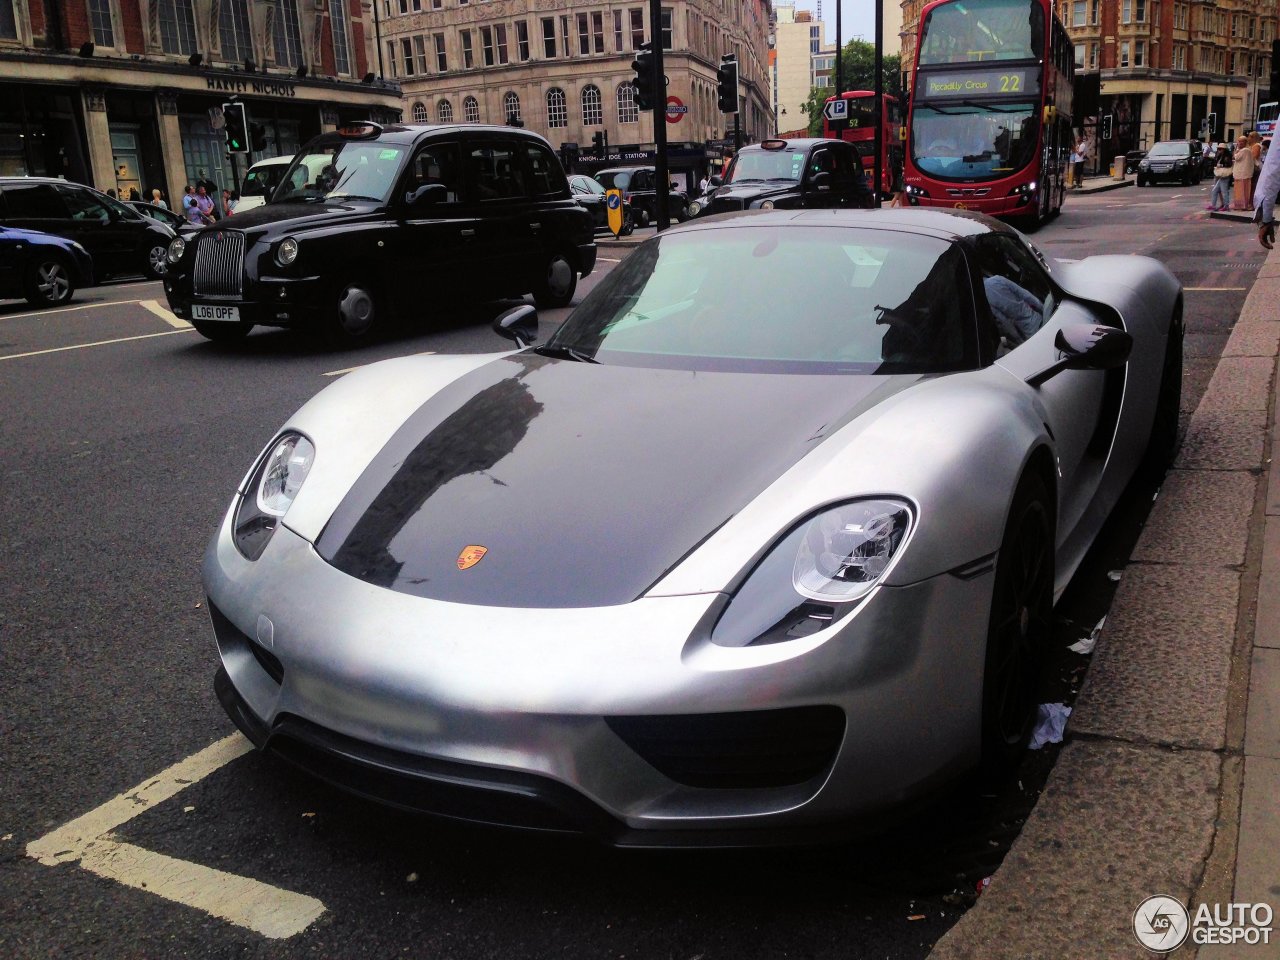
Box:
902;0;1074;225
821;91;904;196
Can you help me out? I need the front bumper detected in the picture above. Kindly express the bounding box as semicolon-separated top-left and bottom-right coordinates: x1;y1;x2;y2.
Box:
205;509;994;843
164;274;324;329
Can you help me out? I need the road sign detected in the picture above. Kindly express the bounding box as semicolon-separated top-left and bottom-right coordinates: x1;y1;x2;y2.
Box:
823;98;847;122
606;189;624;237
665;96;688;124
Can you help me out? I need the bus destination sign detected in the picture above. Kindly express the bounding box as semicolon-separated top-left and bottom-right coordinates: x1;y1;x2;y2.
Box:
922;67;1039;99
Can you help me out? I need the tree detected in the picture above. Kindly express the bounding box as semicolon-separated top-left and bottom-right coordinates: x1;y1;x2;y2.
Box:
803;39;903;135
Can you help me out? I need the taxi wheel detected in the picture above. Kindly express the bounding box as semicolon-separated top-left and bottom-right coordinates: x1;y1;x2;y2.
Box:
327;281;378;347
532;251;577;309
619;213;635;236
192;320;252;343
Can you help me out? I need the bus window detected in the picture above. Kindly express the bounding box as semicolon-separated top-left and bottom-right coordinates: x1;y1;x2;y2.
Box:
918;0;1044;64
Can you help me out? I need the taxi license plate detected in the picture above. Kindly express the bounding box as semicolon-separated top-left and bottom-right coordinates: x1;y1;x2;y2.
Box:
191;304;240;322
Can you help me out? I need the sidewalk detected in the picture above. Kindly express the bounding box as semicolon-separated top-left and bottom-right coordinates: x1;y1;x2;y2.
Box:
929;240;1280;957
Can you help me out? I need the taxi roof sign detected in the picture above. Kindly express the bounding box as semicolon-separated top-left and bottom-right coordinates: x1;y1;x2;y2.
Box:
760;139;788;150
337;121;383;139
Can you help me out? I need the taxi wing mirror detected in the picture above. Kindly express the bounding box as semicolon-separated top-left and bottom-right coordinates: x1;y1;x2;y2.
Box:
809;171;832;192
406;183;447;207
709;175;723;187
493;304;539;348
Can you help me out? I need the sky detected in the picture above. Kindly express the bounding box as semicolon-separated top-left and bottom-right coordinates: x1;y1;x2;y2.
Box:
802;0;898;47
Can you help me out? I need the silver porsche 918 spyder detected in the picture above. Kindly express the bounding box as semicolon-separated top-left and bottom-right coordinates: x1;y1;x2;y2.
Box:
206;209;1182;846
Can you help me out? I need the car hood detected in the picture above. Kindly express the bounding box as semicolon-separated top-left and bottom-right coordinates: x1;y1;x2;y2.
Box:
211;199;382;234
715;182;797;202
314;353;924;608
1;226;84;249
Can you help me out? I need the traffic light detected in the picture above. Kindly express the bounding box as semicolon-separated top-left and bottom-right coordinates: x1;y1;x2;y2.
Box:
222;101;249;154
632;41;657;111
1206;112;1217;138
591;130;608;156
250;122;268;153
1100;113;1112;140
717;56;738;114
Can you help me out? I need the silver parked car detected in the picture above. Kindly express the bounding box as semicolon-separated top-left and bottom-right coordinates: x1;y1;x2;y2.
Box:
205;208;1183;845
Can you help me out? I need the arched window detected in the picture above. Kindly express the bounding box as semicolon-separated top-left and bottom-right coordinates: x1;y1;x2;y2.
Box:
617;83;638;124
546;88;568;128
412;101;428;123
581;84;602;126
463;96;480;123
504;91;521;124
437;99;453;123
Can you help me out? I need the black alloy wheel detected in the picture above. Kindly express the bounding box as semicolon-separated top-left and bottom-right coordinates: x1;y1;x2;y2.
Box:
24;256;75;306
980;472;1054;776
1140;297;1185;478
532;250;577;309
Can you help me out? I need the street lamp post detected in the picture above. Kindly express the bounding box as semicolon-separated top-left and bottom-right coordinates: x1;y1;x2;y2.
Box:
873;0;883;207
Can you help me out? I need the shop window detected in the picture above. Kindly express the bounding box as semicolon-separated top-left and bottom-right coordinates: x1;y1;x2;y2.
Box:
329;0;352;75
546;87;567;128
87;0;115;47
273;0;305;67
412;102;428;122
504;91;520;124
464;96;480;123
581;84;602;126
158;0;198;55
437;99;453;123
219;0;253;63
617;82;638;123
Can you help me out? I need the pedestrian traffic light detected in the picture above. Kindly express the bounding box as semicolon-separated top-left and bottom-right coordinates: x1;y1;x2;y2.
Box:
632;41;657;111
591;130;608;156
250;122;268;153
717;56;739;114
1100;113;1113;140
222;101;249;154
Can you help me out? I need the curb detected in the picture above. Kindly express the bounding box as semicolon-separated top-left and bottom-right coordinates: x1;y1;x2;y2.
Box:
1077;178;1134;194
928;238;1280;957
1210;210;1255;224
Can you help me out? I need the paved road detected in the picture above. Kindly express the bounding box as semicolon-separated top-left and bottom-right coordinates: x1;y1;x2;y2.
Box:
0;185;1266;959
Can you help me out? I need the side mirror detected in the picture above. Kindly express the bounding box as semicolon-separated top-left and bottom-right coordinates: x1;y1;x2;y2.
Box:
1027;323;1132;387
405;183;447;207
709;175;723;187
492;304;539;348
809;170;832;192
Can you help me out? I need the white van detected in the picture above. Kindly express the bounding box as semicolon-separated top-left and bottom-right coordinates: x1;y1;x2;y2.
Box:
234;155;294;212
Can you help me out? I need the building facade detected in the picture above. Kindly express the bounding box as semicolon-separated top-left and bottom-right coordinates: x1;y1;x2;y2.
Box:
899;0;1278;171
377;0;772;192
771;2;834;135
0;0;400;202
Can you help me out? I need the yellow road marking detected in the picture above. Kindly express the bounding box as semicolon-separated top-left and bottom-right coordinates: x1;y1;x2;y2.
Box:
141;298;191;329
0;328;193;361
27;734;326;939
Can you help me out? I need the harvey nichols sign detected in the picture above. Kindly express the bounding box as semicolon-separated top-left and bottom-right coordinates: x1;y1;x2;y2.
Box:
206;77;298;98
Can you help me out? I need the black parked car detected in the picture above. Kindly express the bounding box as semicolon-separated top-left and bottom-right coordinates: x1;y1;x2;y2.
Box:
1136;140;1203;186
0;177;174;280
594;166;689;227
695;138;874;217
0;224;94;306
163;122;596;345
128;199;199;236
569;174;634;235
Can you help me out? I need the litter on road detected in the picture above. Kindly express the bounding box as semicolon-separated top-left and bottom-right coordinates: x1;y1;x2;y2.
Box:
1029;703;1072;749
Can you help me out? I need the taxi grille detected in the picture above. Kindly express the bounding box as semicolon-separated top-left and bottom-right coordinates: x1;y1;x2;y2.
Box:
192;231;245;298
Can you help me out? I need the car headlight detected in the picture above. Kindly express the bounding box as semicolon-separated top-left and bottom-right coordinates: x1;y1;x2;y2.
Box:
167;236;186;264
759;199;775;210
1139;160;1150;169
233;431;316;561
689;200;702;216
276;237;299;266
708;499;914;647
1173;159;1185;167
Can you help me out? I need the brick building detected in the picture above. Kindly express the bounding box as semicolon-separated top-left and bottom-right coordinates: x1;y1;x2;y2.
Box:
0;1;400;200
898;0;1279;171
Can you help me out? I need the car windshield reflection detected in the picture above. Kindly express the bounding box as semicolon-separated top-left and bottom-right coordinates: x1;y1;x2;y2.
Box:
273;142;406;204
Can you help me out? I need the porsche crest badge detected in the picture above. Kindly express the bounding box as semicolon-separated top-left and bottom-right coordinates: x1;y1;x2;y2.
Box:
456;545;487;570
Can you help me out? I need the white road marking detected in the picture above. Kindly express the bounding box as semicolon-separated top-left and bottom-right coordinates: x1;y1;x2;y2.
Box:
141;298;192;329
27;733;326;939
0;328;193;362
0;299;146;322
323;350;435;376
598;256;622;262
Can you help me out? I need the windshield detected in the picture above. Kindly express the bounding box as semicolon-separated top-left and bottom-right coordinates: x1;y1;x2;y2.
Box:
918;0;1044;64
577;177;606;195
546;226;978;374
727;150;805;183
273;142;406;203
911;101;1038;180
244;162;289;198
1146;142;1191;158
596;170;633;190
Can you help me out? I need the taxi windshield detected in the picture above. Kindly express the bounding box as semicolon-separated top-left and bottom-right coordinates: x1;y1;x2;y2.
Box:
273;141;406;204
727;150;805;183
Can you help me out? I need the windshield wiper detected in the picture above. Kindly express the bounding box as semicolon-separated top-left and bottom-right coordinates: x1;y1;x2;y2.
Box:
326;194;383;203
534;343;600;364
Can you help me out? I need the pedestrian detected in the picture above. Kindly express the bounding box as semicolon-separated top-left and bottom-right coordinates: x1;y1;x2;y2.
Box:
1068;137;1082;188
1076;135;1090;184
150;187;168;210
194;183;216;225
220;188;236;217
1249;132;1263;205
181;184;200;224
106;188;117;199
1207;143;1233;211
1231;136;1256;210
1254;132;1280;249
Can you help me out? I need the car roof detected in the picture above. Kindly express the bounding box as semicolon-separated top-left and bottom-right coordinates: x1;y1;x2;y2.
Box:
667;207;1012;242
307;123;554;147
738;138;846;151
0;176;91;186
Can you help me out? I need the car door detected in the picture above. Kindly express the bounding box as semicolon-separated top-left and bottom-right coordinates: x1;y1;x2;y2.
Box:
524;139;576;275
393;138;478;314
55;185;136;277
463;136;540;298
802;147;840;208
829;142;867;207
984;234;1113;537
0;226;21;297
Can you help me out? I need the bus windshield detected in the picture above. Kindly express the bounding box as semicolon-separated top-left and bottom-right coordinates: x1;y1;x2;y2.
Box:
911;101;1039;180
918;0;1044;64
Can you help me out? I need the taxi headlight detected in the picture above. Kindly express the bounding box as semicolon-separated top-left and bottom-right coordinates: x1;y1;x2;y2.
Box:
276;237;299;266
689;200;702;216
759;199;776;210
166;236;186;264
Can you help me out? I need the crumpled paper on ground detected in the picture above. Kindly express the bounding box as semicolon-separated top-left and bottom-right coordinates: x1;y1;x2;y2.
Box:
1029;702;1071;749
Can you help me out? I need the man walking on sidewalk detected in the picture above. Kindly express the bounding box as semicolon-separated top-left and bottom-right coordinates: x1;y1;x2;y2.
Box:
1255;137;1280;249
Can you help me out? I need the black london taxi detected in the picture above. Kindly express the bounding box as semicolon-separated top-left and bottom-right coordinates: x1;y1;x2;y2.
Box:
162;122;596;345
694;138;873;218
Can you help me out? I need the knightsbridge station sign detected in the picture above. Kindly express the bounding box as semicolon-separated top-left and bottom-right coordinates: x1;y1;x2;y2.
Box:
205;76;298;98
